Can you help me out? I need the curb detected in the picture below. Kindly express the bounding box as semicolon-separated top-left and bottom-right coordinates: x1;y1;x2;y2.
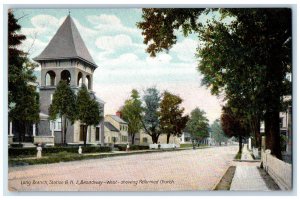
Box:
233;159;261;162
9;146;211;167
212;165;230;190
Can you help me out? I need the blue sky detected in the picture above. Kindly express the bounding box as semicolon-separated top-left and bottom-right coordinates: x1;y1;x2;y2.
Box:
13;8;224;123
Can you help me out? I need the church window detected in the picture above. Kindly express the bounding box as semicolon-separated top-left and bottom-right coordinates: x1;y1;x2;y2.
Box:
45;71;56;86
61;70;71;85
77;72;83;87
86;75;91;89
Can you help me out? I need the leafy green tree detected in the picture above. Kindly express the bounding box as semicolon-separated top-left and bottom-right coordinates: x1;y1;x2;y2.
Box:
141;87;161;143
137;8;205;57
159;91;188;144
8;9;40;142
76;84;102;147
221;105;250;153
197;17;265;148
186;108;209;141
210;119;228;146
120;89;143;144
49;80;76;144
137;8;291;158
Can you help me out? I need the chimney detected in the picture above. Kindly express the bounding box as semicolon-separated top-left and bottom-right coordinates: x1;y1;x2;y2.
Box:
116;111;121;117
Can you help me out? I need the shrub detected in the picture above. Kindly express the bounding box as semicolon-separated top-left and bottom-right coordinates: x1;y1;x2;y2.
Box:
10;143;24;148
8;146;111;157
114;144;149;151
180;143;193;148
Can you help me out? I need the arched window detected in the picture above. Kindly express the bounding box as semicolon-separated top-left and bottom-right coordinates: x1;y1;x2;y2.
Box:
85;75;91;90
45;71;56;86
77;72;83;87
61;70;71;85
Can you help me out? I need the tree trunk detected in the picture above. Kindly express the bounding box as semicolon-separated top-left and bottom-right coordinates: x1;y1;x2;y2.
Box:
166;133;170;144
265;109;281;159
131;134;135;145
151;134;159;144
264;39;283;159
238;134;242;153
63;117;67;145
83;125;87;147
17;121;22;144
61;116;64;145
255;119;261;148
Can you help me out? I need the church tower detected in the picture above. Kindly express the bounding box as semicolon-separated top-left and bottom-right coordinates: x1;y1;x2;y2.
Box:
33;15;104;145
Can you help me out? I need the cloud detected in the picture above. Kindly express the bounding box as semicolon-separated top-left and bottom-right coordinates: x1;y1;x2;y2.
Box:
19;37;48;57
72;18;98;40
171;38;198;62
86;14;142;36
21;15;64;38
87;14;122;25
95;34;133;51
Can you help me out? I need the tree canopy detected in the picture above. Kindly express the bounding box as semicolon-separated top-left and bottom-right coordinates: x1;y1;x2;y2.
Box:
159;91;188;144
120;89;143;144
8;9;40;142
210;119;228;146
141;87;161;143
49;80;76;144
186;108;209;141
137;8;292;158
76;84;102;146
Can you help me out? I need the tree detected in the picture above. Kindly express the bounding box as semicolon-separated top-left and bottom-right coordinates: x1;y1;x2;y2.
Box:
137;8;292;158
141;87;161;143
8;9;40;142
137;8;205;57
221;105;250;153
76;84;102;147
186;108;209;141
159;91;188;144
210;119;228;146
120;89;143;144
49;80;76;144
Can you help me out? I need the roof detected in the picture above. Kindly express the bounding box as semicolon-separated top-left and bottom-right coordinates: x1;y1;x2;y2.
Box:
107;115;128;124
33;15;97;68
104;122;119;132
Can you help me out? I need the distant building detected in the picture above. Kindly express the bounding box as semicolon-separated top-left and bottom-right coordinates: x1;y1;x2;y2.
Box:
137;130;181;145
104;113;129;144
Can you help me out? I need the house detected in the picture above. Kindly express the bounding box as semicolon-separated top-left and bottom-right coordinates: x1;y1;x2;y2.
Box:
104;113;129;144
260;95;292;156
137;130;181;145
9;14;105;145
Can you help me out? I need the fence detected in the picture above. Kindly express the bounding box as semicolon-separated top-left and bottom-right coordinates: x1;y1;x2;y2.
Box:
252;147;260;159
261;150;292;190
149;143;180;149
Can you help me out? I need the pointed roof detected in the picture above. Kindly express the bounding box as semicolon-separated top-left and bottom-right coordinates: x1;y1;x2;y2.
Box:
34;15;98;68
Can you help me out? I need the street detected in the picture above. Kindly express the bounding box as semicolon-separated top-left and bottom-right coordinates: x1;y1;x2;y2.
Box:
8;145;238;191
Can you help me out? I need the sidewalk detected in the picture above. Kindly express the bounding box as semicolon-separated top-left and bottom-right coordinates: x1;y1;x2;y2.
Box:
230;145;280;191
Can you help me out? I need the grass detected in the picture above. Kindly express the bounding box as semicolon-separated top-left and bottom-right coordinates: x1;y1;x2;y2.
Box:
214;166;236;190
234;151;242;160
180;143;207;148
9;147;197;166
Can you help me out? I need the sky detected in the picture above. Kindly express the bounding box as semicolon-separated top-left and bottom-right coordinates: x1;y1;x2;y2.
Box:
13;8;225;124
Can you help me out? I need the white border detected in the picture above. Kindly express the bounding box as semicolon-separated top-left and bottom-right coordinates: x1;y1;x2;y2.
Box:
1;0;299;199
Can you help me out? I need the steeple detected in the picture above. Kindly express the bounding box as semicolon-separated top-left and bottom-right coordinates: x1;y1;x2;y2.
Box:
34;15;97;68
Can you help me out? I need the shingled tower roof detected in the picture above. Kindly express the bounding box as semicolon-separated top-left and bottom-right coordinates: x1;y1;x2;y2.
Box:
33;15;98;68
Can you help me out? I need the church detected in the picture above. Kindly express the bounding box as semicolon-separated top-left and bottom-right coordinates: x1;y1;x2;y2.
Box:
11;14;105;145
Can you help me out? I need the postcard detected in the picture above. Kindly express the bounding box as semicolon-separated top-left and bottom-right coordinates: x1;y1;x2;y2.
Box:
6;7;293;192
